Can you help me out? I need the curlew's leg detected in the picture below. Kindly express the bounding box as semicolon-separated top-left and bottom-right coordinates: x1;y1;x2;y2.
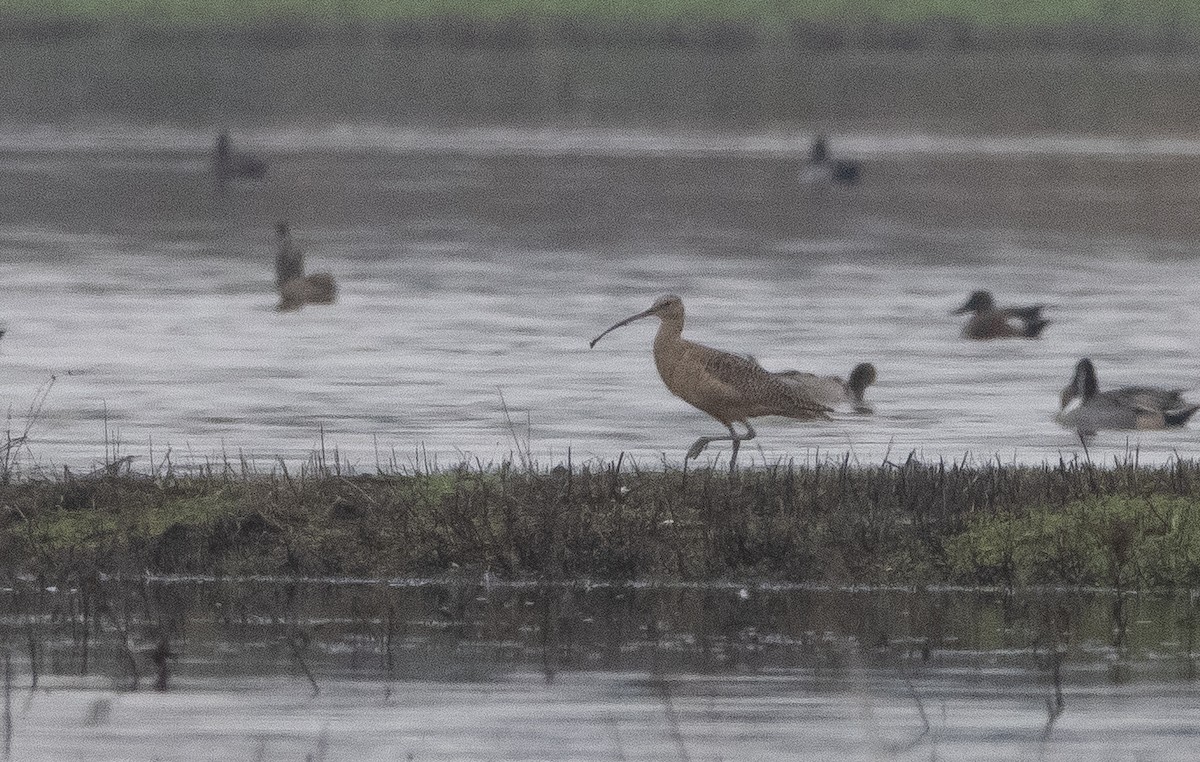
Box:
686;422;757;468
729;421;757;471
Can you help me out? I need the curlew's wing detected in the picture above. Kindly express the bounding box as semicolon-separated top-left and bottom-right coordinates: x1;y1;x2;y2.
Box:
696;348;832;420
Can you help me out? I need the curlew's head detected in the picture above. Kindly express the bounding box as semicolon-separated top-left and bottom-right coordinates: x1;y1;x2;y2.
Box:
589;294;684;348
275;220;290;237
953;290;995;315
1060;358;1099;410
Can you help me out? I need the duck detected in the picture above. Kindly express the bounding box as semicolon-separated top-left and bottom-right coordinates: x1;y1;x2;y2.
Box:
1056;358;1198;436
213;131;267;181
273;222;337;311
799;134;860;186
775;362;877;413
953;290;1049;340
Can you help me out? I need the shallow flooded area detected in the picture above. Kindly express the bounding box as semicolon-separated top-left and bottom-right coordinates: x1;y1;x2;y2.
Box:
3;122;1200;468
5;578;1200;760
2;41;1200;469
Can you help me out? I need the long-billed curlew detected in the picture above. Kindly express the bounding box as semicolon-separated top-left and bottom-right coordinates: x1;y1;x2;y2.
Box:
1056;358;1198;437
589;294;832;469
953;290;1049;340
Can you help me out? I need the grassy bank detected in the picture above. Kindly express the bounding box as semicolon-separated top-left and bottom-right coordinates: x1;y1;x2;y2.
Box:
5;453;1200;590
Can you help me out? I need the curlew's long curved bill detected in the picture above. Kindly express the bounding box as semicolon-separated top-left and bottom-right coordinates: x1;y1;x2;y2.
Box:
950;300;972;316
588;307;655;348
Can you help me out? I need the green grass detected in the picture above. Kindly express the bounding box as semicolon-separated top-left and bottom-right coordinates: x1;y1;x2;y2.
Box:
3;0;1199;26
6;453;1200;590
947;495;1200;589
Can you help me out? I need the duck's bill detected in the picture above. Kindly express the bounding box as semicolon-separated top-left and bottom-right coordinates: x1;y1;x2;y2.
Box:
589;308;655;348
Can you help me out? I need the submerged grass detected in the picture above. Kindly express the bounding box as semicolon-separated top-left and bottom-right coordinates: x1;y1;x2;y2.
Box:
4;451;1200;590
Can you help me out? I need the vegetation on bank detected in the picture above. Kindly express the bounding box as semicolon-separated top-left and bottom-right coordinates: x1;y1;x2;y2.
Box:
3;0;1200;26
4;452;1200;590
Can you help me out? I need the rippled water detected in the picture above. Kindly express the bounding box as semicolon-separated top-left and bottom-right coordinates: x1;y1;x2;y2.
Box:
2;123;1199;468
5;579;1200;761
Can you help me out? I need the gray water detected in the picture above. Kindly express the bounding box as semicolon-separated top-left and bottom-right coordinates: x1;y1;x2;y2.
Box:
4;41;1200;469
2;123;1200;469
4;579;1200;761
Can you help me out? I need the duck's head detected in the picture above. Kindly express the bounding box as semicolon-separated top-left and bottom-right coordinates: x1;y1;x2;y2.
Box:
1060;358;1099;409
809;134;829;163
589;294;684;348
847;362;877;402
953;290;995;315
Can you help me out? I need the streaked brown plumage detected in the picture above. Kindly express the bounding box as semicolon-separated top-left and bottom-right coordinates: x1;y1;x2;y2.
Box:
589;294;831;469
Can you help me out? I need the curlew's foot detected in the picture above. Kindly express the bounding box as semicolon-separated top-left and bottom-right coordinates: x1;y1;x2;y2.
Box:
686;438;711;460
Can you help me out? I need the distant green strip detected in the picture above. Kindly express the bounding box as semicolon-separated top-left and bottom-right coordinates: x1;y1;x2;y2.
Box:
3;0;1200;25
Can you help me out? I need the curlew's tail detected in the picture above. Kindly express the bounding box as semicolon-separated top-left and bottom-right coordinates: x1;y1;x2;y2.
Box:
1165;405;1200;428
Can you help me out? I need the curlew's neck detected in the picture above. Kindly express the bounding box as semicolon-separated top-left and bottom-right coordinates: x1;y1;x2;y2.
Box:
653;313;683;343
651;313;688;386
652;313;685;362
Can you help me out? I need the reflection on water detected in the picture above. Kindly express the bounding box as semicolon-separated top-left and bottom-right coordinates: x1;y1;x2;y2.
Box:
2;579;1199;760
1;125;1199;467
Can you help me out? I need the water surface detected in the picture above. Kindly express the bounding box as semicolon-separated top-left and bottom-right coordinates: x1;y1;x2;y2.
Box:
2;124;1199;469
4;579;1199;760
3;44;1200;468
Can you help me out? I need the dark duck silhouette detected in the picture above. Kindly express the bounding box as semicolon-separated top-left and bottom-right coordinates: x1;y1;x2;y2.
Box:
799;134;860;186
212;131;267;182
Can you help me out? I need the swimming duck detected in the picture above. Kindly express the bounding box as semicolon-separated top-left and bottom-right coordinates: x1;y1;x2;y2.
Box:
278;273;337;311
776;362;877;412
213;131;267;181
1056;358;1198;436
953;290;1049;340
273;222;337;311
799;134;860;186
